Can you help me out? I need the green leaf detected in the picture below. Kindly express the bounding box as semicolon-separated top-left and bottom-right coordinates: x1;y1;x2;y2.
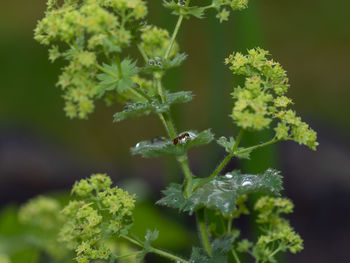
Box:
235;148;252;160
190;236;234;263
163;1;206;19
164;53;188;68
97;59;139;97
157;169;283;215
113;101;169;122
217;136;235;153
142;53;188;73
113;91;193;123
166;91;193;104
217;136;252;159
131;130;214;158
144;229;159;251
136;229;159;262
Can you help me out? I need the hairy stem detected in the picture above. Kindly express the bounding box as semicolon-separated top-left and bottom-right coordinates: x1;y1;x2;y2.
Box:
231;248;241;263
115;53;123;78
158;111;193;198
137;43;149;63
111;251;142;260
227;217;233;233
164;15;184;60
194;130;244;190
196;208;212;256
177;155;193;198
269;246;282;258
120;235;188;263
235;137;281;156
155;74;166;104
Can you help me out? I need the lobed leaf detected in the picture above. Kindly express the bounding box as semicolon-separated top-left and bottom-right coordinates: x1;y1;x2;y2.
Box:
97;59;139;97
157;169;283;215
113;91;193;123
136;229;159;262
142;53;188;73
217;136;252;159
163;1;206;19
190;236;235;263
131;130;214;158
113;102;169;122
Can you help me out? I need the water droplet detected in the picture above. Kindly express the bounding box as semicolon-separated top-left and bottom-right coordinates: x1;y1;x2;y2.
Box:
154;57;162;66
178;0;186;6
187;132;197;139
150;137;165;144
225;173;233;179
242;180;253;186
135;143;141;148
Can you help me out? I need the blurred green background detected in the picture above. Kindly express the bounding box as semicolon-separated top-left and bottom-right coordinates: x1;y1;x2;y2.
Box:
0;0;349;262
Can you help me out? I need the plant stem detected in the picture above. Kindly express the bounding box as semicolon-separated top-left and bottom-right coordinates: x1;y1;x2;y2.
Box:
227;218;232;233
115;53;123;78
232;129;244;152
269;246;282;258
150;247;188;263
196;208;212;256
164;14;184;60
120;235;188;263
194;130;244;190
154;68;195;197
231;248;241;263
235;138;281;156
137;43;149;62
155;74;166;104
158;111;193;198
177;155;193;198
112;251;142;260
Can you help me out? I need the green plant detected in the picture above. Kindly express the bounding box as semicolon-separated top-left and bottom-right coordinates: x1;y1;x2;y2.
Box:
17;0;318;262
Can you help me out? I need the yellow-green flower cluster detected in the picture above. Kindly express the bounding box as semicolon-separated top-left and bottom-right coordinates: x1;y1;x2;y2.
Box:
140;25;179;59
59;174;135;262
18;196;68;260
99;0;148;19
0;254;11;263
225;48;318;150
230;0;248;10
19;196;62;229
34;0;148;119
252;197;303;260
255;196;294;226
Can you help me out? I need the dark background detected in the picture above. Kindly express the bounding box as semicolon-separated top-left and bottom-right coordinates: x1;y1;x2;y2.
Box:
0;0;349;262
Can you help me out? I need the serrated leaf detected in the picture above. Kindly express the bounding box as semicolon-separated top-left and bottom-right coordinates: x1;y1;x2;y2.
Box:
141;53;188;73
113;101;169;122
217;136;236;153
235;147;252;160
113;91;193;123
157;169;283;215
189;236;234;263
164;53;188;68
131;130;214;158
163;0;206;19
144;229;159;251
97;59;138;97
186;6;206;18
166;91;193;104
217;136;252;159
136;229;159;262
